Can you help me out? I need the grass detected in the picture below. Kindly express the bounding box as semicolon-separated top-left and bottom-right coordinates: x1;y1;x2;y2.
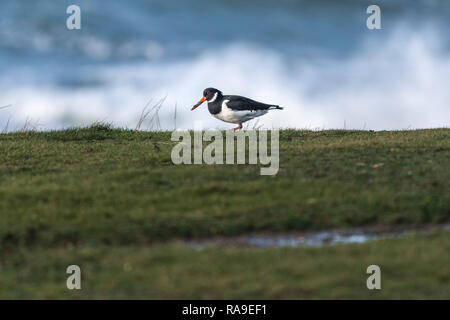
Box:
0;232;449;299
0;125;449;298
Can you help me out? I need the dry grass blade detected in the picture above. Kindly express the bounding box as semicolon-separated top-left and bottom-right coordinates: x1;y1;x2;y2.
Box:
1;105;13;133
2;115;12;134
252;118;264;130
20;117;31;132
135;98;154;130
174;102;177;131
135;96;167;131
148;96;166;131
19;117;42;132
244;118;263;131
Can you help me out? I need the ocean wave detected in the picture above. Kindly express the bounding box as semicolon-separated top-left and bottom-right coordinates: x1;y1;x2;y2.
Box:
1;26;449;131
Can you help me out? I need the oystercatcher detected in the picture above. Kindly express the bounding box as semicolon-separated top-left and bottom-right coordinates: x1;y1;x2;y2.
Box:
191;88;283;130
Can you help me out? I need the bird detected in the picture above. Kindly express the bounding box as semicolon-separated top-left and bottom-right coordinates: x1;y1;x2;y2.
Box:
191;88;283;130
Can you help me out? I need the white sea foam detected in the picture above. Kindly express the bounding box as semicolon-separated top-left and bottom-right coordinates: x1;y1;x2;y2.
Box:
1;27;449;131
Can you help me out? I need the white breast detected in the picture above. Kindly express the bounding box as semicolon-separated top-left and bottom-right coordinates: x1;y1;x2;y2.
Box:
213;100;268;124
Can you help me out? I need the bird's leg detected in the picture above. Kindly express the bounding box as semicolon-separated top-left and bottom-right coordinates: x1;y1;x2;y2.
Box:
233;123;243;130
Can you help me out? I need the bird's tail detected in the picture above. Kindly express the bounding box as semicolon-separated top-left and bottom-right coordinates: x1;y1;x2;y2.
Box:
269;105;283;110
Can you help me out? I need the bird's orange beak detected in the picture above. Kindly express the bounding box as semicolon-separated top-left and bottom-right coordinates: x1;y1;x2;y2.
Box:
191;97;206;110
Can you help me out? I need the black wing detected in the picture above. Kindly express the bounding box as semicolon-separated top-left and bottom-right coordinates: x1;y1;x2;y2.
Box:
224;95;280;111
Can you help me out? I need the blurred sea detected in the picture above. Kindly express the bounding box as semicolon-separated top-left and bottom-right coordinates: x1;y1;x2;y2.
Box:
0;0;449;130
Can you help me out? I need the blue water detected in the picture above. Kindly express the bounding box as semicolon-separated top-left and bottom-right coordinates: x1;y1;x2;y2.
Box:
187;224;450;249
1;0;449;130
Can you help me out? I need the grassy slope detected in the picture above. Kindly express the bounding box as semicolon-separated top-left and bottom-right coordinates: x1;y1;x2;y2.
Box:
0;126;448;245
0;126;449;298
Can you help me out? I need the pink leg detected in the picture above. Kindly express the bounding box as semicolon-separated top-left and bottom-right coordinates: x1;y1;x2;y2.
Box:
233;123;243;130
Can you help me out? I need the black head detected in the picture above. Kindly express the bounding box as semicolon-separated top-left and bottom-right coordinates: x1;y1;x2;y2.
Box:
203;88;222;101
192;87;223;110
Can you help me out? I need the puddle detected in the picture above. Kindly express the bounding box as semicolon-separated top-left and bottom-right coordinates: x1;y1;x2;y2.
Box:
187;223;450;249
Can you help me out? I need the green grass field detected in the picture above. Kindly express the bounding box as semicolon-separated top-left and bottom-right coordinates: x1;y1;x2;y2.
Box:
0;126;449;299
